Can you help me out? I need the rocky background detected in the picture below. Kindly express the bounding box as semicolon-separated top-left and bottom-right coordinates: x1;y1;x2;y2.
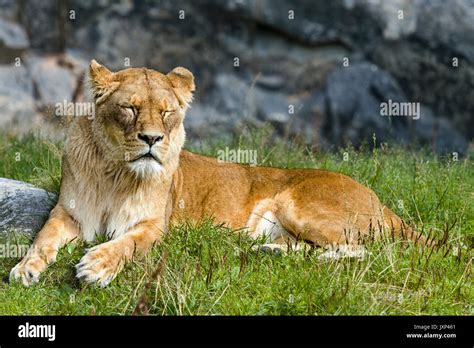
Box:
1;0;473;154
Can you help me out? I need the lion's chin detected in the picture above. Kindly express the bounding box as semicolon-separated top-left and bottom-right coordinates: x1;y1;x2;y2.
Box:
127;158;163;178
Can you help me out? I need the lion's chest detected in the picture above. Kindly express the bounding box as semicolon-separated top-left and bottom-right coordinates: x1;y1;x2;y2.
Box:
64;181;158;242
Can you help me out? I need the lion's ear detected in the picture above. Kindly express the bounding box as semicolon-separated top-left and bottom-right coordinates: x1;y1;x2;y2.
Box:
167;67;195;108
88;59;119;104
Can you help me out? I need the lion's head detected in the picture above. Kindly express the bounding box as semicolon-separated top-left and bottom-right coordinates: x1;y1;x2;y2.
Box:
87;60;195;178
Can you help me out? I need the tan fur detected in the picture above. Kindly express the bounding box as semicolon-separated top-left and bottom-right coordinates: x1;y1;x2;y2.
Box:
10;61;424;287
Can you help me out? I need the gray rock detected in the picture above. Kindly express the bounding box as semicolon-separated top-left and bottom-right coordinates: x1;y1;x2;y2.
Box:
217;24;348;67
0;0;19;21
414;108;469;155
26;53;78;107
69;0;130;13
255;74;285;90
183;74;260;140
20;0;64;52
212;0;473;56
0;18;28;49
209;0;473;145
74;13;153;69
0;178;57;237
185;103;235;143
211;73;256;123
1;0;472;154
187;72;317;145
253;89;292;125
210;73;297;128
363;0;417;40
414;0;474;62
369;0;474;139
211;0;385;47
323;62;469;154
325;62;408;145
63;48;90;73
0;18;29;64
0;65;40;133
287;92;327;147
370;41;474;141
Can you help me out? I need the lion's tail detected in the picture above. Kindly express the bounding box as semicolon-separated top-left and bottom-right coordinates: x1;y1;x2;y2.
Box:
383;207;429;246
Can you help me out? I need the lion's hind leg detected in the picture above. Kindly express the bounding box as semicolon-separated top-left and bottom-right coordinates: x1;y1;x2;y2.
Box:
271;192;371;259
246;199;309;255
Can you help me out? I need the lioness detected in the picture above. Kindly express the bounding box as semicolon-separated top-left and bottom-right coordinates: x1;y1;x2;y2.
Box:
10;61;424;287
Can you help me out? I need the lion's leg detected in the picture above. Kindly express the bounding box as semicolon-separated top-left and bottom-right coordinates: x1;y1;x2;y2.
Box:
246;199;309;254
246;194;376;257
272;190;373;259
10;204;81;286
276;210;370;259
75;219;164;287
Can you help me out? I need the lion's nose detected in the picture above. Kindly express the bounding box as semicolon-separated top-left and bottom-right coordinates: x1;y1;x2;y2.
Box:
137;133;164;146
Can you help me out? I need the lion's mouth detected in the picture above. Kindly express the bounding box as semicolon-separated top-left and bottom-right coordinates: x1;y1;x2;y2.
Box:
131;152;161;164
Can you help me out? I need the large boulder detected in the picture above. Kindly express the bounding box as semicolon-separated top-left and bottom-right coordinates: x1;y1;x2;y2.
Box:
19;0;64;52
0;65;41;134
0;50;88;137
370;41;474;142
0;18;28;50
211;0;384;47
0;18;29;64
71;9;153;69
0;0;19;21
323;62;468;154
0;178;57;237
413;0;474;62
0;0;472;153
25;53;80;107
191;73;313;138
207;0;473;148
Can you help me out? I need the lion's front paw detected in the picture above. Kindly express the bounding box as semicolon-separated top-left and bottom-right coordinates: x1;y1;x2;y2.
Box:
10;255;48;286
75;242;125;287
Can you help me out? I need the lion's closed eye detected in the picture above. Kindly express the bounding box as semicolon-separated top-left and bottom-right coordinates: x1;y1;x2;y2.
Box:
119;105;137;121
162;110;175;119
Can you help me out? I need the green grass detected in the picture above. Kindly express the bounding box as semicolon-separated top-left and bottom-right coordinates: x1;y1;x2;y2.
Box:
0;128;472;315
